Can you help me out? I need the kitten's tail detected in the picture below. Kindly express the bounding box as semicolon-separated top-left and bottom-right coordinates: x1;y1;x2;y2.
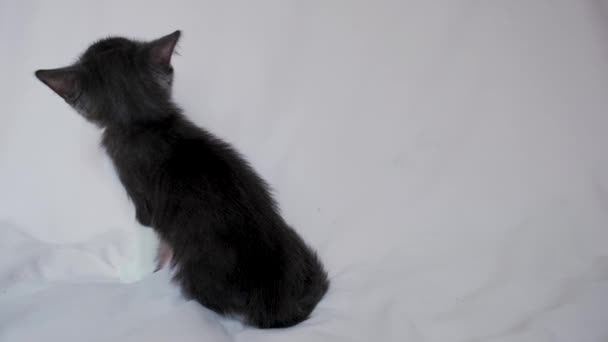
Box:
248;253;329;329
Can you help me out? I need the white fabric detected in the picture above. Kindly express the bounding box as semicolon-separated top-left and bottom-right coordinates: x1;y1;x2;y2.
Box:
2;1;608;341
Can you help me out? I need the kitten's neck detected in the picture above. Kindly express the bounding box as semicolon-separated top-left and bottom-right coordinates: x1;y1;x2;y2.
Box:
101;112;183;154
103;93;181;128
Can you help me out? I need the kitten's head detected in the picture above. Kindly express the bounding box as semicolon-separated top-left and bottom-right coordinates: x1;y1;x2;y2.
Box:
35;30;181;127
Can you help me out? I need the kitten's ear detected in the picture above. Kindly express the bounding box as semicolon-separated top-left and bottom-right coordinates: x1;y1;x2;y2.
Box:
149;30;181;66
35;67;81;101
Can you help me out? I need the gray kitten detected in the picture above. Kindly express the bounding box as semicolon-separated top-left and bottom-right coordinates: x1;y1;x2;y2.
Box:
35;31;329;328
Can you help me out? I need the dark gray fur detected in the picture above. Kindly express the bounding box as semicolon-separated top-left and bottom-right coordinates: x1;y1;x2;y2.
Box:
35;31;329;328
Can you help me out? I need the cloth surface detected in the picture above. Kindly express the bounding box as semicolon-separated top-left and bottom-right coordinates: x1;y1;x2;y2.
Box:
1;1;608;341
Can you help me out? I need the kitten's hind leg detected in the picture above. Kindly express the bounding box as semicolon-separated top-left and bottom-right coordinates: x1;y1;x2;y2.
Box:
154;239;173;272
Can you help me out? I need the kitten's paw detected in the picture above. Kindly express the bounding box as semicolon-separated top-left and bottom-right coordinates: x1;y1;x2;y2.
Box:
154;239;174;272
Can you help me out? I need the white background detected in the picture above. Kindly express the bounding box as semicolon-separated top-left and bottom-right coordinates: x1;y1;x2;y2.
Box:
1;1;608;341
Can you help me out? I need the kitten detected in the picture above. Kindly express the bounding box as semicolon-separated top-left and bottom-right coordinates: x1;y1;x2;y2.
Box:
35;31;329;328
